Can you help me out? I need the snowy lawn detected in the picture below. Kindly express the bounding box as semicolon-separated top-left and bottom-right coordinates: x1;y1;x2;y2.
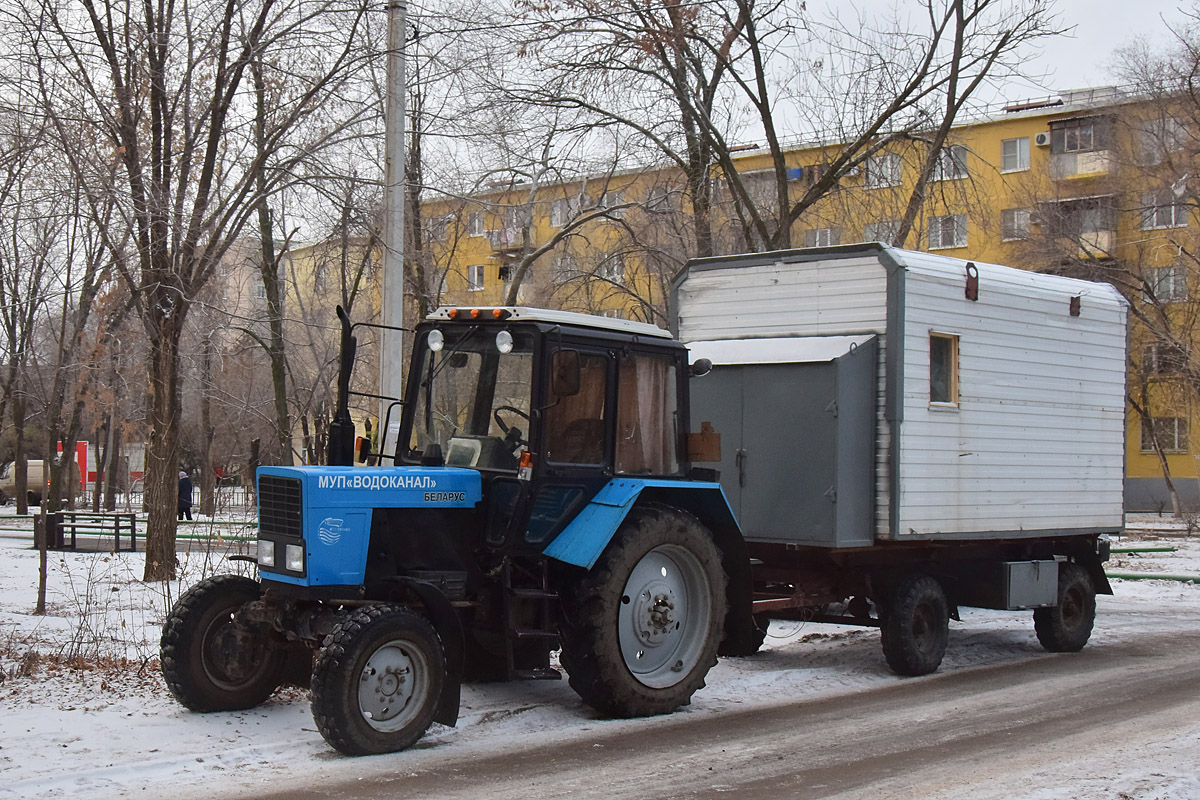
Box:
0;512;1198;799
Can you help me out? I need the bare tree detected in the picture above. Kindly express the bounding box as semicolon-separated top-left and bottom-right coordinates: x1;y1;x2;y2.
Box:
8;0;380;579
488;0;1057;257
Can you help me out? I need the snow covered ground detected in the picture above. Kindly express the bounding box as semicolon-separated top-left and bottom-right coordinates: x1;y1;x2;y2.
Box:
0;511;1198;799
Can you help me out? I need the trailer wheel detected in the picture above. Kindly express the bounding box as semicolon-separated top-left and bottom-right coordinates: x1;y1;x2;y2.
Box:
160;574;285;712
1034;562;1095;653
311;604;444;756
559;505;725;717
880;574;949;677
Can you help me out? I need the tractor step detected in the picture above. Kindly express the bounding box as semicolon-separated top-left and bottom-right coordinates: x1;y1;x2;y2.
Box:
508;587;559;600
513;627;559;640
514;667;561;680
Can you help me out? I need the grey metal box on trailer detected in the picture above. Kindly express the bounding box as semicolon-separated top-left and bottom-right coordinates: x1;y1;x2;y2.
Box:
673;243;1128;547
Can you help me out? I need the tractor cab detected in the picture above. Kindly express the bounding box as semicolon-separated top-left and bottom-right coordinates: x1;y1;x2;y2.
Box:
392;306;693;551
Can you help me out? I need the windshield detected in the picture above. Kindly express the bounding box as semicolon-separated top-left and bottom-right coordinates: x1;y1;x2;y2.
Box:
405;327;534;471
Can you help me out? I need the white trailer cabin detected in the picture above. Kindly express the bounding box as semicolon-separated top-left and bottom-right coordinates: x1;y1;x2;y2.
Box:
673;243;1127;547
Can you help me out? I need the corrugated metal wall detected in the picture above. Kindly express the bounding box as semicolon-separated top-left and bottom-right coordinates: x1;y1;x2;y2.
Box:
893;252;1127;536
674;255;888;342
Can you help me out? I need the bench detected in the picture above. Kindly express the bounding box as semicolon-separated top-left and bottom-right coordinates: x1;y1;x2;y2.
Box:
45;512;137;552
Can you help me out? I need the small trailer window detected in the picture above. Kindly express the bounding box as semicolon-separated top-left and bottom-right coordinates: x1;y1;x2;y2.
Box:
930;333;959;406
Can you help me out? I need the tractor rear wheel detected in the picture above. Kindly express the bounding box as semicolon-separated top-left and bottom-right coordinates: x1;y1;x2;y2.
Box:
311;605;444;756
559;505;725;717
160;574;285;711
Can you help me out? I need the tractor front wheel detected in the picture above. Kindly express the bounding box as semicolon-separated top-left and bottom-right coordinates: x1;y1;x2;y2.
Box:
311;605;445;756
160;574;285;712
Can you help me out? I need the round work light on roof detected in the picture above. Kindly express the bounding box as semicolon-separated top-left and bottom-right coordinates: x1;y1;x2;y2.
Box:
427;329;444;352
495;330;514;354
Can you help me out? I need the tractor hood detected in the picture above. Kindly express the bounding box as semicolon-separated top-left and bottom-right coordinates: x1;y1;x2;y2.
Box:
255;466;482;588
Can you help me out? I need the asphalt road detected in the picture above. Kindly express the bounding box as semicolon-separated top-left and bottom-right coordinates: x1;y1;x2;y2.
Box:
256;626;1200;800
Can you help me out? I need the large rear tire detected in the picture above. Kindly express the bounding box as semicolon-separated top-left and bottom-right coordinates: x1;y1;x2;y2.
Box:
559;505;725;717
311;605;444;756
160;574;285;711
1034;562;1096;653
880;574;949;677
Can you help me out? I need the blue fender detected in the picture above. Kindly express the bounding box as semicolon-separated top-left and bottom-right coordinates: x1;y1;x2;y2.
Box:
541;478;738;569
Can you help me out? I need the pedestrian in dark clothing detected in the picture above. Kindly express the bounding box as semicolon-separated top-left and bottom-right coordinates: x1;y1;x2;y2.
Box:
178;471;193;520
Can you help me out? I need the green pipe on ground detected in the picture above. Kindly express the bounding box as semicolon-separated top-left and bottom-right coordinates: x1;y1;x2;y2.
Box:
1106;570;1200;583
1110;545;1177;553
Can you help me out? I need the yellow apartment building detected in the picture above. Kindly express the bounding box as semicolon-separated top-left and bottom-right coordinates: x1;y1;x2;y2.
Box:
417;86;1198;512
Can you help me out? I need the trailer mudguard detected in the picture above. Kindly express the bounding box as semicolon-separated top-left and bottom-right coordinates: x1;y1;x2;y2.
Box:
542;478;736;570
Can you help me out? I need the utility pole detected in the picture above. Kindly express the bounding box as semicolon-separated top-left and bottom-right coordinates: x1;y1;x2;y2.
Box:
379;0;407;459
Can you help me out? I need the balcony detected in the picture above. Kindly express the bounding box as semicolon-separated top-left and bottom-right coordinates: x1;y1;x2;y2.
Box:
1078;229;1114;259
487;227;528;252
1050;150;1112;180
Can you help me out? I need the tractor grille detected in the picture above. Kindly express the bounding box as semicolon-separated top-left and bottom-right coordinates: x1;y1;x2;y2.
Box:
258;476;303;539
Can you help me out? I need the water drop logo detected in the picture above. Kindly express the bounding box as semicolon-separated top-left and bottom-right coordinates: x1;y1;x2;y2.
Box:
318;517;346;546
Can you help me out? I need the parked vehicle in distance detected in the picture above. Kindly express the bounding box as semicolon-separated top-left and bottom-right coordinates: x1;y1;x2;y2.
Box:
0;459;81;506
160;243;1127;756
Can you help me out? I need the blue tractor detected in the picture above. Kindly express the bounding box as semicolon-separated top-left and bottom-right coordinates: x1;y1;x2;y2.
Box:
160;306;753;755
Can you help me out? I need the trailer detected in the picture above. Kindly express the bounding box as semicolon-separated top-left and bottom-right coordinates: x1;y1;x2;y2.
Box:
675;243;1127;664
159;243;1127;755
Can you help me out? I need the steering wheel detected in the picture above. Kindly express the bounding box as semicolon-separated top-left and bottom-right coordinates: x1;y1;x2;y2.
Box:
493;405;531;436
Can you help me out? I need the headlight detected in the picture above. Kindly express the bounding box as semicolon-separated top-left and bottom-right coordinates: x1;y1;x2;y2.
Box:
285;544;305;572
257;539;275;567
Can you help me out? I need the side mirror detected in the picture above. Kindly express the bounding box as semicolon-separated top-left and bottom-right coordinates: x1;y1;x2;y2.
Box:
551;350;581;397
690;358;713;378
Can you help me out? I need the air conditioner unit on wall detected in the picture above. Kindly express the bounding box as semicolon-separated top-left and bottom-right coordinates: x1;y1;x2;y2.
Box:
1034;131;1051;147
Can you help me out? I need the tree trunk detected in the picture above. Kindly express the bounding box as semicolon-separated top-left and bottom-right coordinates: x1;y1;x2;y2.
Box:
13;394;27;515
253;61;294;467
200;335;217;516
143;312;185;582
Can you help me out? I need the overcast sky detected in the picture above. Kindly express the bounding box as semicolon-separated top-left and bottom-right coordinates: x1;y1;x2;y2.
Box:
1013;0;1191;96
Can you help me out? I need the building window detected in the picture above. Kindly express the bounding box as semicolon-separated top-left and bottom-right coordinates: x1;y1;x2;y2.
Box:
801;163;832;187
646;185;671;211
1001;208;1031;241
1050;117;1110;154
598;191;626;219
931;145;968;181
1145;266;1187;303
1141;189;1189;230
1141;417;1188;453
929;332;959;406
550;198;572;228
426;216;449;242
864;219;901;244
598;255;625;283
467;211;484;237
553;252;578;285
804;226;841;247
602;309;625;320
1143;342;1188;375
1139;117;1188;165
865;153;902;188
254;283;267;300
928;214;967;249
466;264;485;292
1001;137;1030;172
